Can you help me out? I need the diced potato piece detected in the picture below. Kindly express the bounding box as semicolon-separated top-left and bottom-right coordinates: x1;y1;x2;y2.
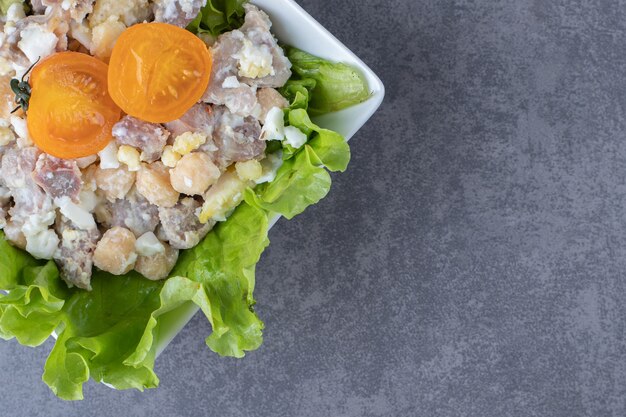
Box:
198;169;251;223
90;17;126;60
90;0;151;27
235;159;263;182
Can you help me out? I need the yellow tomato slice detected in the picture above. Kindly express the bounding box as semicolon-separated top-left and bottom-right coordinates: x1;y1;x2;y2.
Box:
108;23;212;123
27;52;122;159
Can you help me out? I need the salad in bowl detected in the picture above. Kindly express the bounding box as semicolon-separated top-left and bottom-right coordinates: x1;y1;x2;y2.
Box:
0;0;371;400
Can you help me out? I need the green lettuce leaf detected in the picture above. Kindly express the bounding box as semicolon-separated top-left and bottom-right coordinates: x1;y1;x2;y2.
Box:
282;47;370;116
245;146;331;219
187;0;247;36
0;0;22;15
42;272;163;400
288;109;351;172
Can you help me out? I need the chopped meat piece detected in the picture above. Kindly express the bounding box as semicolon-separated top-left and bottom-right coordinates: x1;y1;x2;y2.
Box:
112;116;170;163
166;105;264;167
158;197;213;249
96;187;160;237
164;103;215;138
238;4;291;88
201;5;291;117
257;88;289;122
202;31;260;117
153;0;207;27
1;146;41;189
212;106;264;167
32;154;82;201
54;215;100;290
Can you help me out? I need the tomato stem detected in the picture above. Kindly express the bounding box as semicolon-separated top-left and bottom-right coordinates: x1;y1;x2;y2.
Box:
10;57;40;114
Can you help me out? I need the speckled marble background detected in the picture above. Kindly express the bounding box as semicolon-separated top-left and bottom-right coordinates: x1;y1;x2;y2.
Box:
1;0;626;416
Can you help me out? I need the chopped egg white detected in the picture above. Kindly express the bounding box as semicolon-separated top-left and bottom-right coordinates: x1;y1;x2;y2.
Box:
222;75;241;89
21;208;56;237
172;132;207;155
69;20;92;50
78;189;99;213
98;141;120;169
117;145;141;171
284;126;308;149
18;24;58;64
26;229;59;260
235;39;274;79
56;196;97;230
260;107;285;141
135;232;165;256
10;115;30;143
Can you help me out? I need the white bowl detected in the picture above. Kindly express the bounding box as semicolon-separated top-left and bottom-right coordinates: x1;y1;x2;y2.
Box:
155;0;385;356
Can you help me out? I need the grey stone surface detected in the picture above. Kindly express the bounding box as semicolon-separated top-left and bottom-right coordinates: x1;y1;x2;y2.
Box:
1;0;625;416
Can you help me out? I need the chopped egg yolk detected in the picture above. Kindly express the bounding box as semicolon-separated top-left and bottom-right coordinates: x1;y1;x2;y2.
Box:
108;22;212;123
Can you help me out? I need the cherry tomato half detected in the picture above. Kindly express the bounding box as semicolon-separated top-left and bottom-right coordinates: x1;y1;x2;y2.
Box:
108;23;212;123
27;52;122;159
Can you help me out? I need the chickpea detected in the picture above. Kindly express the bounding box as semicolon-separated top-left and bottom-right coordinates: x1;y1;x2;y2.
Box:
93;227;137;275
136;162;180;208
169;152;220;196
94;165;136;201
135;242;179;281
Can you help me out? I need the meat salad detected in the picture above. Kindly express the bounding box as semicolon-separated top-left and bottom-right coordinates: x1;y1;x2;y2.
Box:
0;0;291;290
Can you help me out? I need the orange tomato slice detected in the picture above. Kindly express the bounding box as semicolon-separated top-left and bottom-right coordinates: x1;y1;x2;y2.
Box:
27;52;122;159
108;23;212;124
